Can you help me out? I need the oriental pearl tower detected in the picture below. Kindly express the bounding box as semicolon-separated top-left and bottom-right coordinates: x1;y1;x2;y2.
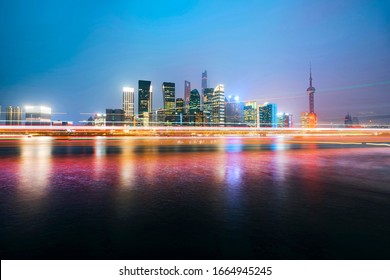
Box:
307;65;317;127
307;66;316;114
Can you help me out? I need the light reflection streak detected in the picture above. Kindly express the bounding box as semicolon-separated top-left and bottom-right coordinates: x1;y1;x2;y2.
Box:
119;142;135;188
18;137;53;199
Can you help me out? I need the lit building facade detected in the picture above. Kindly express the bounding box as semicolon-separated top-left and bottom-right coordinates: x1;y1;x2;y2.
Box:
93;113;106;126
243;101;257;127
189;89;201;125
212;84;225;126
6;106;22;125
123;87;134;125
277;112;293;127
184;80;191;112
162;82;175;123
25;106;51;126
138;80;152;116
225;96;244;126
258;103;277;127
175;98;184;125
202;88;214;125
106;109;125;126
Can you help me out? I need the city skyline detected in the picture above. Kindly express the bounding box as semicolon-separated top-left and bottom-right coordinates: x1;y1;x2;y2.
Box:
0;0;389;123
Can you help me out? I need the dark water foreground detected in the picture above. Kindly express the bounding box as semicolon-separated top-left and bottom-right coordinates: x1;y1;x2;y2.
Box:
0;136;389;259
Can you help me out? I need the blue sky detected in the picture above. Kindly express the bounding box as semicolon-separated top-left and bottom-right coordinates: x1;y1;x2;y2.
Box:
0;0;389;123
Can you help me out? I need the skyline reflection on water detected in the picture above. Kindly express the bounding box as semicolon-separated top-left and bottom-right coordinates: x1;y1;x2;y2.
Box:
0;136;390;259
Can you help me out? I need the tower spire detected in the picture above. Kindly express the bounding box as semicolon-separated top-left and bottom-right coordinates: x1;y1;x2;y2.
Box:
309;62;312;87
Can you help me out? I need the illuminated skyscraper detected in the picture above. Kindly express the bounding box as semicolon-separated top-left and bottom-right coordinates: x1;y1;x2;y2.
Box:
258;103;277;127
184;80;191;110
202;70;207;91
225;95;244;126
244;101;257;127
162;82;175;110
6;106;22;125
175;98;184;125
162;82;175;123
123;87;134;124
175;98;184;115
212;84;225;126
277;112;293;127
138;80;152;116
202;88;214;125
189;89;201;125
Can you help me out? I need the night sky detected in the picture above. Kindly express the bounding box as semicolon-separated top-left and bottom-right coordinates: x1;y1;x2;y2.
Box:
0;0;389;124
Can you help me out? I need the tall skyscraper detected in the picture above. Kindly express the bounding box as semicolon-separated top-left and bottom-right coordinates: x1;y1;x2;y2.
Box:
138;80;152;116
6;106;22;125
202;88;214;125
202;70;207;91
175;98;184;125
212;84;225;126
123;87;134;124
162;82;175;123
162;82;175;110
225;95;244;126
184;80;191;110
189;89;200;125
244;101;257;127
175;98;184;115
258;102;277;127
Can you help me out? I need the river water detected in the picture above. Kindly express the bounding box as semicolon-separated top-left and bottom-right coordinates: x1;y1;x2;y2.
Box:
0;136;389;259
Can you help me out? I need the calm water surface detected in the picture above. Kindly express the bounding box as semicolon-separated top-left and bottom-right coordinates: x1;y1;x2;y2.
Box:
0;136;389;259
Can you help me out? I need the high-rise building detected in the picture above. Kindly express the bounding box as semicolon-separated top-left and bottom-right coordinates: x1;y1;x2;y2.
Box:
212;84;225;126
175;98;184;125
25;106;52;126
202;88;214;125
162;82;175;110
189;89;201;125
162;82;175;123
106;109;124;126
123;87;134;125
138;80;152;116
258;102;277;127
175;98;184;115
225;96;244;126
184;80;191;110
277;112;293;127
202;70;207;91
243;101;257;127
6;106;22;125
